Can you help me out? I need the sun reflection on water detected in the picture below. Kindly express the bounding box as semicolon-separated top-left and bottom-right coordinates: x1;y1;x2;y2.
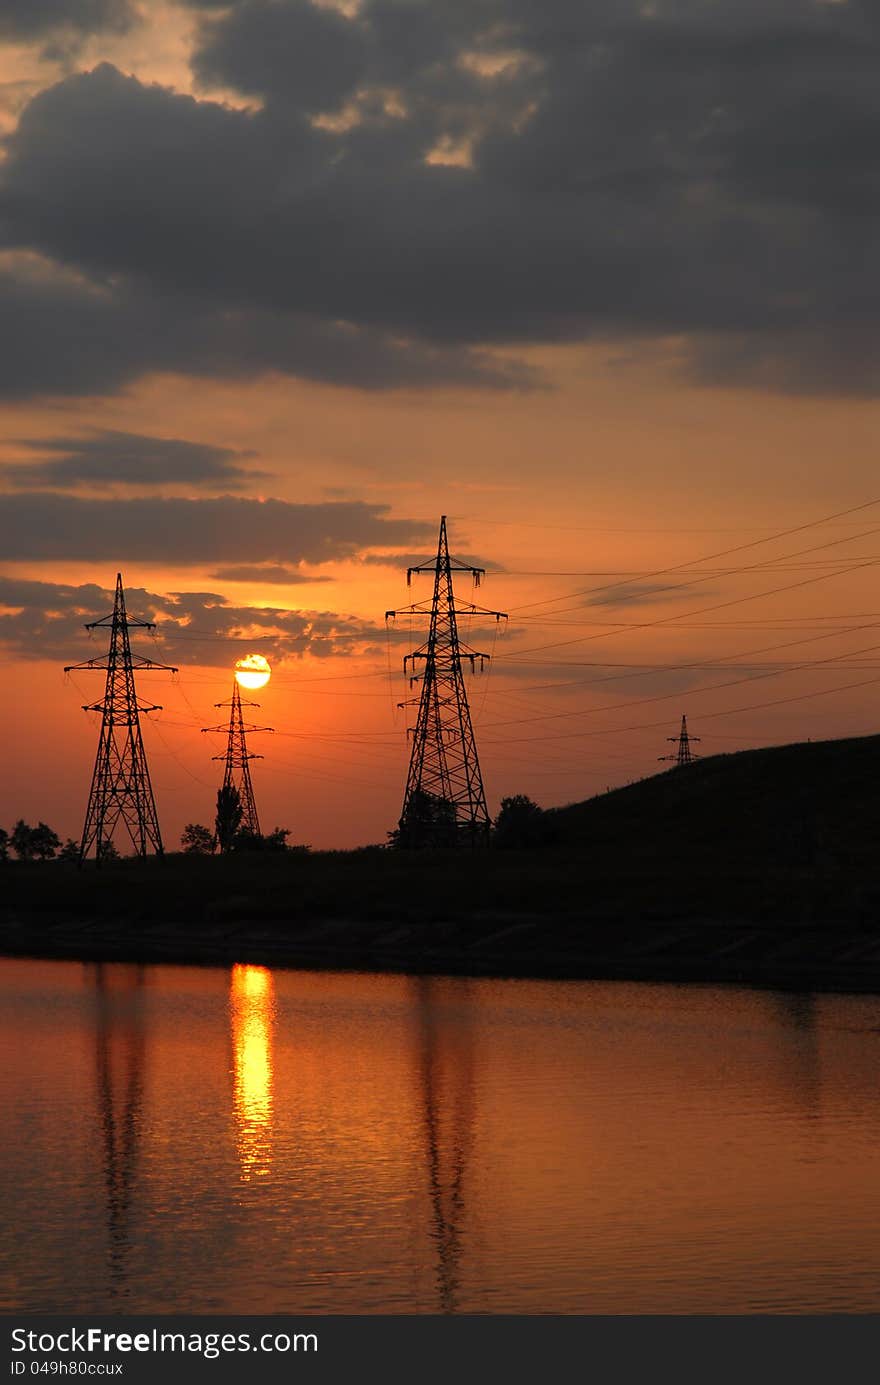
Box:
230;964;275;1181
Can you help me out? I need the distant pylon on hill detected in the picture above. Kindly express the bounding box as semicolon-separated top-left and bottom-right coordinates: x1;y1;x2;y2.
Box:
659;714;700;768
385;515;507;847
202;680;272;842
64;573;177;864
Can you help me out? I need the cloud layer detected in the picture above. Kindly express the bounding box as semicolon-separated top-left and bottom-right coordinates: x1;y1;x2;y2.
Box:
0;250;529;399
0;574;393;663
0;1;134;42
0;493;432;564
0;1;877;396
4;429;264;490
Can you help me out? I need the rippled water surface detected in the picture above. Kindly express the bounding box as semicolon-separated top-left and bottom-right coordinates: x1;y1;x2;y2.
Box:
2;957;880;1313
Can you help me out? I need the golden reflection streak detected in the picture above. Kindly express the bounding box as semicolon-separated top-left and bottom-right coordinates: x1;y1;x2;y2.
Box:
230;964;275;1181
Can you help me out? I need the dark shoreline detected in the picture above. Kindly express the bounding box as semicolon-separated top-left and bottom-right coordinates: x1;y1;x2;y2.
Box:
4;912;880;995
8;730;880;994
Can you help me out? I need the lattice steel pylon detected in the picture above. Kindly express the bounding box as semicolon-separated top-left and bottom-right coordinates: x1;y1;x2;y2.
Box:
65;573;177;864
659;714;700;768
385;515;506;847
201;680;273;838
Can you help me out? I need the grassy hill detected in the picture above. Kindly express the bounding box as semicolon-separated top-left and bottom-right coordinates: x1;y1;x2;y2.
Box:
546;732;880;859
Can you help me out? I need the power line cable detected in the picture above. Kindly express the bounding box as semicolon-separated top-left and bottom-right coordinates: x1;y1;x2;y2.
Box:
505;496;880;615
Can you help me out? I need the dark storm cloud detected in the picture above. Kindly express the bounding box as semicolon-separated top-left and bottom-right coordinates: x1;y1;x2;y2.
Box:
0;0;134;41
2;2;880;393
0;574;392;663
0;254;530;399
194;0;367;114
4;430;264;490
0;493;433;564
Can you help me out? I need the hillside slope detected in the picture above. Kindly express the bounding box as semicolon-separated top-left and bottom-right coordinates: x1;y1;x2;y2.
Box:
545;732;880;875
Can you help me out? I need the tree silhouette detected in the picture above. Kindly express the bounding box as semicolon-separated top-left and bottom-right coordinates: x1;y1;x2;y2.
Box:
392;789;458;848
215;784;243;854
234;826;291;852
181;823;215;855
492;795;544;849
11;820;61;861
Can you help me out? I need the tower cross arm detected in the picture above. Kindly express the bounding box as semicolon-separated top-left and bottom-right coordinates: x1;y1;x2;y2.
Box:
64;657;107;672
82;699;163;714
387;601;507;621
132;655;178;673
64;655;178;673
386;601;433;620
452;600;508;621
84;614;157;631
405;645;494;669
201;723;273;735
406;558;488;585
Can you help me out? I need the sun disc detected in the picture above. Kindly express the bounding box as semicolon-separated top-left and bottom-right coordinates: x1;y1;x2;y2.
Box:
234;654;271;690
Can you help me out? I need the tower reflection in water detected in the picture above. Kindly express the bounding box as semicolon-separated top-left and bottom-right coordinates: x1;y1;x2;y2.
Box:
230;964;276;1181
414;977;476;1314
90;962;145;1300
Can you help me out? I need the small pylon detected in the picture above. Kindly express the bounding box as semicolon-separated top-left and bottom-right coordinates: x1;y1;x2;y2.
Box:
202;680;272;837
65;574;177;864
659;714;700;768
385;515;506;847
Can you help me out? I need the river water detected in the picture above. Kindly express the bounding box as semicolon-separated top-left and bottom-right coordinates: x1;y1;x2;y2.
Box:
1;957;879;1313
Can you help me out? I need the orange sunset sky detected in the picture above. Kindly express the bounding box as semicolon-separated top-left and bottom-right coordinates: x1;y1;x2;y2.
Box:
2;0;880;849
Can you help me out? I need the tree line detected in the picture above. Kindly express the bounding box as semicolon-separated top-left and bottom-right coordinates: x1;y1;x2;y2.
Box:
390;792;546;849
2;792;544;861
0;821;80;862
180;785;295;854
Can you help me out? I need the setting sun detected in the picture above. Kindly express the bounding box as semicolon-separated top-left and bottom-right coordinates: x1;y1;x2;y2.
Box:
234;654;271;691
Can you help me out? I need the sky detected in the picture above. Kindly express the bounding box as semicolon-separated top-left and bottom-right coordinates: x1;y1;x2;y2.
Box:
2;0;880;850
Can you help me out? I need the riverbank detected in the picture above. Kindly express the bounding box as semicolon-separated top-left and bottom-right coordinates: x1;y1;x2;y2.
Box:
2;905;880;992
2;846;880;992
5;732;880;991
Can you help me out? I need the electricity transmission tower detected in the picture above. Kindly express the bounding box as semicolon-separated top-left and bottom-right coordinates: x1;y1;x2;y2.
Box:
659;714;700;767
65;573;177;864
202;681;272;838
386;515;506;847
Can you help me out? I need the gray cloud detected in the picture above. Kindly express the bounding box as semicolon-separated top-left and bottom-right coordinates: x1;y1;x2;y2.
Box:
194;0;366;114
1;3;879;394
0;0;134;41
0;492;432;565
210;564;335;583
0;253;531;400
3;430;264;490
586;581;721;609
0;574;394;664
